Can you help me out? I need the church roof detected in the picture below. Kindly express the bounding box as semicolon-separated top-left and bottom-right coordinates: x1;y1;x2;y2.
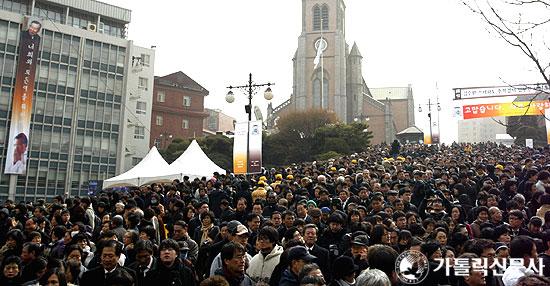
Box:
155;71;209;94
349;42;362;57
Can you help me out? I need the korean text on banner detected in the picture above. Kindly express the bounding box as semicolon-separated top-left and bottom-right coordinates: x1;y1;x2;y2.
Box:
462;101;550;120
233;122;248;174
4;18;41;175
248;121;262;174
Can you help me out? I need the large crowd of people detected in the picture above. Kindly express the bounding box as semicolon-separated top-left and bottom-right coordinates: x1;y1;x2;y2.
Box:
0;142;549;286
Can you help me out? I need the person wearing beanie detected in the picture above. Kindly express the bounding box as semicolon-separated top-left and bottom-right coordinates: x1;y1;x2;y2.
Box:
252;182;267;203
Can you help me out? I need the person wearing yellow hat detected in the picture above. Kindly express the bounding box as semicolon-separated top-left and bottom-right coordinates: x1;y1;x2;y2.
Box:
252;181;267;202
286;174;294;180
351;159;357;164
271;174;283;189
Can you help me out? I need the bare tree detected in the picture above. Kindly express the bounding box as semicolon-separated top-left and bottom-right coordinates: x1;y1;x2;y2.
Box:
463;0;550;87
462;1;550;144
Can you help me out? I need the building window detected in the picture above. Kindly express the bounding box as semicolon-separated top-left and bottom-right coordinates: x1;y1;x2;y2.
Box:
132;157;142;166
134;126;145;139
321;4;329;30
157;91;165;102
136;101;146;114
182;119;189;129
156;115;163;126
313;5;321;31
183;96;191;107
138;77;148;90
141;54;150;66
312;71;329;109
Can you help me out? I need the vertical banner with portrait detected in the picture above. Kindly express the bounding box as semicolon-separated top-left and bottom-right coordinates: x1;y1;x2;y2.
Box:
233;122;248;174
247;120;262;174
4;17;41;175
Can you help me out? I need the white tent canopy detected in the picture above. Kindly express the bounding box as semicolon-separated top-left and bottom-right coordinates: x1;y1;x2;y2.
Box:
162;139;226;180
103;146;171;188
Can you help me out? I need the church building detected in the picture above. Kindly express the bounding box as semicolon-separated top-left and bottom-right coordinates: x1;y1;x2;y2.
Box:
267;0;415;144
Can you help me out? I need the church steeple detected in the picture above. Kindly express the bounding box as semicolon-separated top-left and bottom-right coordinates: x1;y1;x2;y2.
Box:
349;42;362;58
302;0;345;33
294;0;349;122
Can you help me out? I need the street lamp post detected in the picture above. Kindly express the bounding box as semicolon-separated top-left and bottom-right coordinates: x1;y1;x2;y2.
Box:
418;98;441;144
226;73;274;174
157;133;173;149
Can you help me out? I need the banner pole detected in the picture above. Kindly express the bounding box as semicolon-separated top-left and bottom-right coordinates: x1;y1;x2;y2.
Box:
8;175;16;201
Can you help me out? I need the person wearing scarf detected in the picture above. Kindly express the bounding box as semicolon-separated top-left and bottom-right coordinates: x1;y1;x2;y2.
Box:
194;211;219;245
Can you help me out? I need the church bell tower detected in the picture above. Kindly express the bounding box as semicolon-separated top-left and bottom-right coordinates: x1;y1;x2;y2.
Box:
293;0;348;122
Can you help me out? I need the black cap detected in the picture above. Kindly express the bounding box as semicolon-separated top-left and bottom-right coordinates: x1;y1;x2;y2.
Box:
333;255;359;279
351;235;369;247
287;246;316;262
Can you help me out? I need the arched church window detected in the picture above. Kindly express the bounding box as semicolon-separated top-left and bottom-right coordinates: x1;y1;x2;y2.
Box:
313;5;321;31
312;70;329;109
321;4;329;30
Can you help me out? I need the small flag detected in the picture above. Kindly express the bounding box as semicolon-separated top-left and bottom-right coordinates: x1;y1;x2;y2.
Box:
313;46;322;70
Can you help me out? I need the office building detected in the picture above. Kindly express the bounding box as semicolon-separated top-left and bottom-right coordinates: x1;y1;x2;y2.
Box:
0;0;154;200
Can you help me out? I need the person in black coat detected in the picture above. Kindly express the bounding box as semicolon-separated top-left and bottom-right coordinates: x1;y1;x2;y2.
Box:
145;239;196;286
81;240;137;286
303;224;331;281
127;240;158;286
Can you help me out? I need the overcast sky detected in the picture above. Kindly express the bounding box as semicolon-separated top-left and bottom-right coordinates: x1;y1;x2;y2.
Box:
104;0;544;143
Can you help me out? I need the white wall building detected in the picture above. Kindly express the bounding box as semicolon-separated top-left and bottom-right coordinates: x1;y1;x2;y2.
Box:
457;116;508;143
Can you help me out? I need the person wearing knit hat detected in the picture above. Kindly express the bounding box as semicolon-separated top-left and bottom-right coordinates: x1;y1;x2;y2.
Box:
306;200;317;209
252;182;267;202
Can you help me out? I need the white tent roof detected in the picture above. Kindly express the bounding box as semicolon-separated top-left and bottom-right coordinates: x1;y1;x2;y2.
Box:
103;146;171;188
165;139;226;179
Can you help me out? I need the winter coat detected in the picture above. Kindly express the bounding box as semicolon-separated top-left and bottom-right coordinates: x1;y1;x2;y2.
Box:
246;245;283;283
145;258;196;286
279;268;299;286
214;268;255;286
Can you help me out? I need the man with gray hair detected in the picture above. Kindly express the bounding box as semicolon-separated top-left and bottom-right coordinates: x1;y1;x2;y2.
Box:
356;269;391;286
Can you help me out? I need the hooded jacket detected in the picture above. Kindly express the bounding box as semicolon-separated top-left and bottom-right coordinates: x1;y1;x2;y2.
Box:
246;244;283;282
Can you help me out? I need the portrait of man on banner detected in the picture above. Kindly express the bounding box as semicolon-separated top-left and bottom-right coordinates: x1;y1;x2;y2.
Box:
6;133;28;174
26;20;42;38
